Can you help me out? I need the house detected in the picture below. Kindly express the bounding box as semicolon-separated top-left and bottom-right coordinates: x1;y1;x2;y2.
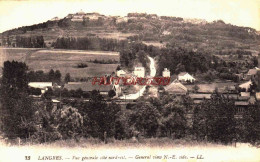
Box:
113;84;122;97
239;80;252;91
235;101;250;113
235;73;245;81
162;68;170;77
240;92;250;97
66;14;73;19
116;69;126;77
255;92;260;101
51;99;62;111
189;93;211;104
178;72;196;83
246;67;259;80
133;67;145;78
165;80;187;95
28;82;53;94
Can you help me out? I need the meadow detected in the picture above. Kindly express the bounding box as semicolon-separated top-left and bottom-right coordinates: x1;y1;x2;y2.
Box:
185;82;237;93
0;48;120;78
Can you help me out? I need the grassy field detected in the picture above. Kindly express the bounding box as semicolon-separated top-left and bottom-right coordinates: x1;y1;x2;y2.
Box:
0;48;120;79
185;82;236;93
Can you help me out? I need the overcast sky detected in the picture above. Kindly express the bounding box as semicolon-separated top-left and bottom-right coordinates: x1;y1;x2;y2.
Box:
0;0;259;33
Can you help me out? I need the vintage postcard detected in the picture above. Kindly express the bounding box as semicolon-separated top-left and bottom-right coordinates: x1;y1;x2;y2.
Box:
0;0;260;161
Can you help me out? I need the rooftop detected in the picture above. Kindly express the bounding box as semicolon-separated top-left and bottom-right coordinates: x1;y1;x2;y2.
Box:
64;82;113;92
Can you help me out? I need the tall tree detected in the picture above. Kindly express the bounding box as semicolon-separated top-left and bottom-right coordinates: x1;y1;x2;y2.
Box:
0;61;37;138
54;70;61;84
161;99;187;138
64;73;71;83
79;90;120;140
193;91;236;144
129;102;161;137
243;103;260;146
48;69;55;82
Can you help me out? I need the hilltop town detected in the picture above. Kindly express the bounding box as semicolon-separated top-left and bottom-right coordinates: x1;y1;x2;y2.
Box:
0;10;260;147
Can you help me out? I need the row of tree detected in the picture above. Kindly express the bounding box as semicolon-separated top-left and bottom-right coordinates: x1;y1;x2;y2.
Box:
15;36;45;48
27;69;61;83
42;87;116;99
54;37;128;51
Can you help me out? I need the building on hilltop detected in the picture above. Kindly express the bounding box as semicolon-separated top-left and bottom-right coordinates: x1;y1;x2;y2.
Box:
116;17;128;23
85;12;102;20
51;17;60;21
71;10;86;22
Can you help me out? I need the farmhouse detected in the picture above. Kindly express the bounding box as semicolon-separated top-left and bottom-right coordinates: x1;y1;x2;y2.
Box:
51;99;62;110
235;73;245;81
133;67;145;78
116;69;126;77
178;72;196;83
255;92;260;102
239;80;252;91
246;67;259;80
240;92;250;97
165;80;187;95
64;82;119;96
189;93;211;104
28;82;53;94
162;68;170;77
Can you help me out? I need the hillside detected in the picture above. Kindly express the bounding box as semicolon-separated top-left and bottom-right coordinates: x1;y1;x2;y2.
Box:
0;12;260;54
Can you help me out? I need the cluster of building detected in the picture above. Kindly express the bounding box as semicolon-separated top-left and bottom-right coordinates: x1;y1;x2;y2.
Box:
27;63;260;114
65;10;105;22
59;10;182;26
161;66;260;114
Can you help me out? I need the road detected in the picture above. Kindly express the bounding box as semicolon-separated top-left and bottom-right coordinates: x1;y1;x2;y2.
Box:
120;56;156;100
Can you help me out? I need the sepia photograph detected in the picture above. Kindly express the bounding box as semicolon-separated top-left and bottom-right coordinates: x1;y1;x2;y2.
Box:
0;0;260;161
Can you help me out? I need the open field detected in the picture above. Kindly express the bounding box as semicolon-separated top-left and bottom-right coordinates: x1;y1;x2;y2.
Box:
0;138;259;162
0;48;38;63
0;48;120;78
185;82;236;93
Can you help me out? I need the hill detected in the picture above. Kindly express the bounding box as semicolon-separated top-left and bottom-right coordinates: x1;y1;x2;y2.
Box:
0;11;259;53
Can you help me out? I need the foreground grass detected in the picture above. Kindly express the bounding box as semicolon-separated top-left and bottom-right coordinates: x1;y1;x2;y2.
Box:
1;138;259;162
1;137;255;149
